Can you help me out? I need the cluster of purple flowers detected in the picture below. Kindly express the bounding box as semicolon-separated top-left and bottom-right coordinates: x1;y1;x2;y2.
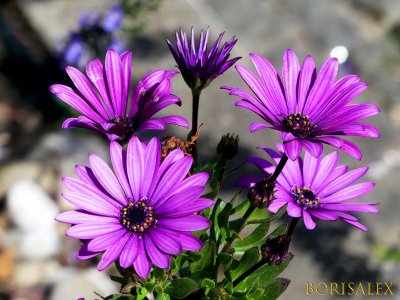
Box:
60;4;125;67
53;25;380;282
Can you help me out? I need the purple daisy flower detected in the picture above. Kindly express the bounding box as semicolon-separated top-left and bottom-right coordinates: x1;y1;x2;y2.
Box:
223;49;380;160
237;145;379;231
55;136;212;278
167;27;240;91
50;49;189;141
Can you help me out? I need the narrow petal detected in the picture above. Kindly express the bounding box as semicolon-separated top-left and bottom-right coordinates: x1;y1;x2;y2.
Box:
50;84;104;122
133;238;152;278
66;222;121;239
98;234;130;271
119;235;140;268
249;122;273;133
320;182;375;203
343;219;368;231
340;140;362;160
268;198;288;213
77;244;99;260
302;150;320;187
311;151;338;190
110;142;132;199
302;210;316;230
157;215;210;231
120;51;133;114
287;202;302;217
320;167;369;197
105;50;124;115
87;228;126;252
89;154;126;203
303;58;338;115
249;54;288;114
309;210;338;221
160;116;190;129
141;138;161;197
282;49;300;113
86;58;114;115
55;210;116;224
151;156;193;206
298;55;316;113
302;140;323;158
322;202;379;213
62;191;120;217
174;173;209;194
283;139;303;160
148;228;182;254
127;136;145;200
144;235;170;269
65;66;110;118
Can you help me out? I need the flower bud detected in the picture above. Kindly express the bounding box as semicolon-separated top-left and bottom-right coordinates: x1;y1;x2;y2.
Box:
217;133;239;160
261;234;291;264
247;177;275;208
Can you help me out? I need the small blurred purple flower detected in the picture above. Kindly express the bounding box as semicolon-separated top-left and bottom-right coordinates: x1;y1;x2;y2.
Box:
56;136;212;278
223;49;380;161
237;145;379;231
63;34;86;66
50;49;189;141
102;4;124;33
167;27;240;91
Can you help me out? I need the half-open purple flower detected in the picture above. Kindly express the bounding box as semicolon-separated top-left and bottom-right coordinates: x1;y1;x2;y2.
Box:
56;136;212;278
50;49;189;141
223;49;380;160
237;145;379;231
167;27;240;91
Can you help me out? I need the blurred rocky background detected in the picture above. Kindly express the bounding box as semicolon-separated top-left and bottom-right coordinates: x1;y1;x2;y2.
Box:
0;0;399;299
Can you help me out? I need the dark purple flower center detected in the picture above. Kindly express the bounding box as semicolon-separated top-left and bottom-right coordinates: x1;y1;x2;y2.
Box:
120;197;156;234
282;113;316;138
109;115;136;141
110;115;134;129
292;187;320;209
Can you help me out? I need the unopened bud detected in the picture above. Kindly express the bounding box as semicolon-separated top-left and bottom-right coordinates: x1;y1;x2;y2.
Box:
217;133;239;160
261;234;291;264
247;178;275;208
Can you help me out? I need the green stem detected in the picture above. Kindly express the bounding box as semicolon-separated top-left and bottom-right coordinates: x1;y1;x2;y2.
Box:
221;204;256;253
232;258;268;286
190;89;201;137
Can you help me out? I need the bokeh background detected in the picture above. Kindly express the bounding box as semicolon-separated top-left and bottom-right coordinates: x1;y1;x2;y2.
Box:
0;0;399;299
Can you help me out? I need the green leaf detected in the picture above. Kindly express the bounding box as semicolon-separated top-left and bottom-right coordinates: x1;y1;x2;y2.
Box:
236;254;293;291
247;205;287;225
201;278;216;295
218;253;233;269
155;293;171;300
153;267;166;280
109;275;126;285
218;202;233;240
136;286;148;300
231;247;260;281
259;278;290;300
264;205;287;223
164;278;199;299
268;224;287;238
191;240;217;273
231;199;250;215
210;199;225;241
247;207;269;222
232;223;270;253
